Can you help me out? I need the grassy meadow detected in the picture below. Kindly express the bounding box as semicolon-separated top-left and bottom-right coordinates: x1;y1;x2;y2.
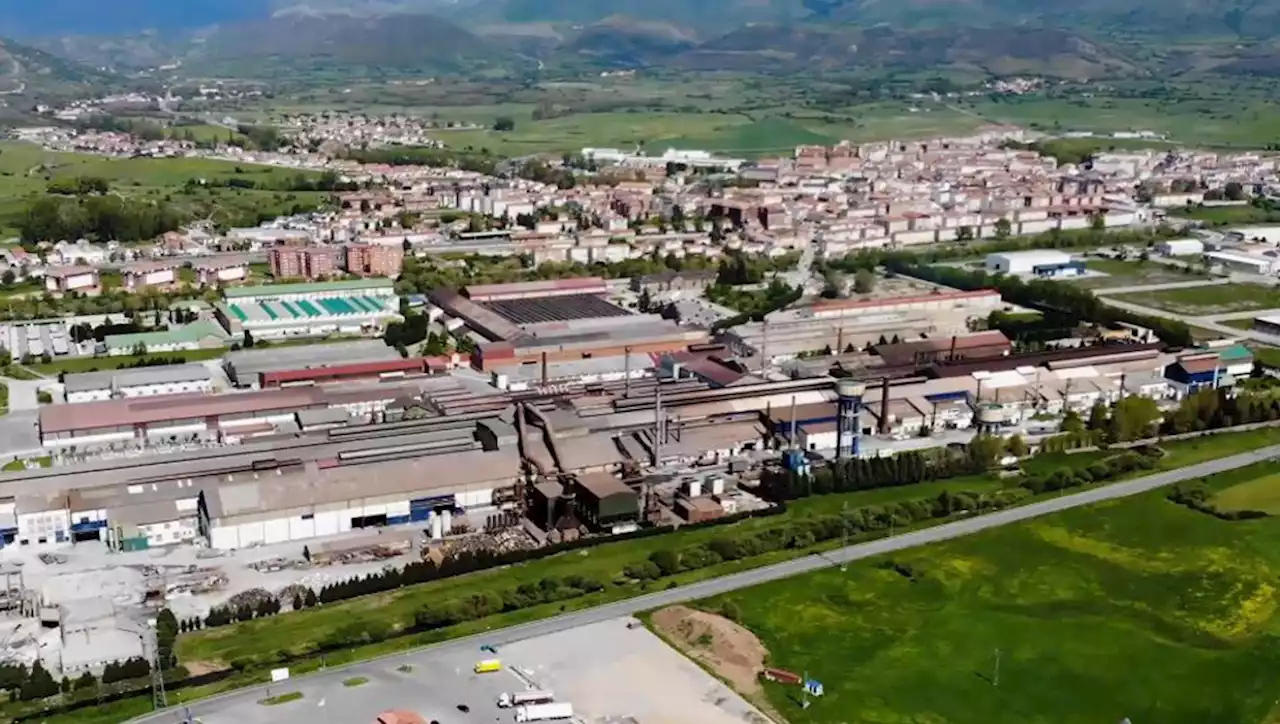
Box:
702;459;1280;724
0;141;329;237
1112;283;1280;315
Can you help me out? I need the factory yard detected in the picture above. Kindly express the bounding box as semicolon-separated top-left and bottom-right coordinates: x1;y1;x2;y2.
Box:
0;525;434;674
188;617;768;724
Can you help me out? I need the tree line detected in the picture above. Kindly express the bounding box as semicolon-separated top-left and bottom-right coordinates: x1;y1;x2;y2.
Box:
20;195;189;244
884;256;1194;347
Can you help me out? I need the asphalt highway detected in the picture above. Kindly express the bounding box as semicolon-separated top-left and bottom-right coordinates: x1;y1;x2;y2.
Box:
130;441;1280;723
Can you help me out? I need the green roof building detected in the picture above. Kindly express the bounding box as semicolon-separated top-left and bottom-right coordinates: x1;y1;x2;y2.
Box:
103;320;231;356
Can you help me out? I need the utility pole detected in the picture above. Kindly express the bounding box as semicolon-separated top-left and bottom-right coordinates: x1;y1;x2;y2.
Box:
839;501;848;571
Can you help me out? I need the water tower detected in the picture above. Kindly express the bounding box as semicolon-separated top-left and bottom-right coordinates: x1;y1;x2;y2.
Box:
836;379;866;459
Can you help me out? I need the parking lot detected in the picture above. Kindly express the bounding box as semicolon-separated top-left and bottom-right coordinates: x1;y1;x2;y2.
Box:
189;617;771;724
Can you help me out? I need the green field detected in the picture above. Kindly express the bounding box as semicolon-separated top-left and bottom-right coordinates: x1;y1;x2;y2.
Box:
0;141;329;237
1076;258;1207;288
410;103;983;158
1112;283;1280;315
958;90;1280;147
1211;472;1280;514
1167;204;1280;226
701;459;1280;724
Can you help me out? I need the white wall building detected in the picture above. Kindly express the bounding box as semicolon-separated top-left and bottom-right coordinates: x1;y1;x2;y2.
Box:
63;365;214;404
1156;239;1205;257
1205;250;1279;275
985;250;1075;275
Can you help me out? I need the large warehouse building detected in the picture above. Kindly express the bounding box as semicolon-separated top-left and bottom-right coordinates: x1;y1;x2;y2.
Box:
201;449;519;550
725;289;1005;361
984;250;1083;277
225;340;415;389
430;278;707;374
63;364;214;404
38;383;429;448
215;279;402;340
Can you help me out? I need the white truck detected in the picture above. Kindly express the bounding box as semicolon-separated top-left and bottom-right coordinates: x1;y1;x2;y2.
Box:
498;690;555;708
514;702;574;722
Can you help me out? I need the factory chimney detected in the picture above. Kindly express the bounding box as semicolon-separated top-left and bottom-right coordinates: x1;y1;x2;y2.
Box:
789;395;798;449
653;387;663;466
878;376;891;434
624;345;633;398
541;351;548;387
949;335;958;362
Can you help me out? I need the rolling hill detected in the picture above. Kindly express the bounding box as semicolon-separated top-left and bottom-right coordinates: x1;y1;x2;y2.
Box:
0;37;124;94
184;11;521;76
9;0;1280;81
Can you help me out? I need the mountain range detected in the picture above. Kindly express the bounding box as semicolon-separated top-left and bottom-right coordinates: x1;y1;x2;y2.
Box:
5;0;1278;37
5;0;1280;82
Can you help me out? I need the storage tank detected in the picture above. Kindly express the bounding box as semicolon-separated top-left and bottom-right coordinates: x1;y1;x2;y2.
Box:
710;476;725;495
977;404;1004;433
430;513;443;540
441;509;453;535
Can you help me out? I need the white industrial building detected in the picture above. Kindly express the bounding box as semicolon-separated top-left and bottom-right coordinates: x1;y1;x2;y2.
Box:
1156;239;1205;257
199;448;520;550
1205;250;1279;275
984;250;1079;276
217;279;402;340
122;262;178;291
63;364;214;404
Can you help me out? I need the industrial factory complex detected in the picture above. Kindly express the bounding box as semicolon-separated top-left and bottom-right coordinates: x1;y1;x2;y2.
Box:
5;291;1251;553
0;263;1263;686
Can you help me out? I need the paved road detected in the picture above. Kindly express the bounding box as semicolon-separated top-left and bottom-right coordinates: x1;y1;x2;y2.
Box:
129;441;1280;723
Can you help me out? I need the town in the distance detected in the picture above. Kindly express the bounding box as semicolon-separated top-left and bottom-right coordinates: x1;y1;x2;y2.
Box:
1;79;1280;724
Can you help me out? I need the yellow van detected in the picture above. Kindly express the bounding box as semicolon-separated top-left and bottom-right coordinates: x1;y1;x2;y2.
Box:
474;659;502;674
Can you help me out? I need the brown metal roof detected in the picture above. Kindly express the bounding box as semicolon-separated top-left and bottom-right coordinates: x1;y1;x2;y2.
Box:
40;384;425;434
574;472;633;500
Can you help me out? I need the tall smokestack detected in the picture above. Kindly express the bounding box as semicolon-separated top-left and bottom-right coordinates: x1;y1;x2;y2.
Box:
624;345;632;398
760;320;769;374
949;335;958;362
878;376;891;435
541;351;548;386
653;387;663;466
789;395;798;449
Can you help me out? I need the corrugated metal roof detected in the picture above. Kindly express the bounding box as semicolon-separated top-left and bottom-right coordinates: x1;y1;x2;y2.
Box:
224;279;394;299
63;364;213;394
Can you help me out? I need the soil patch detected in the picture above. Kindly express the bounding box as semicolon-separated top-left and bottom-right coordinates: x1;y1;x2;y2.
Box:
183;660;225;676
650;605;768;697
